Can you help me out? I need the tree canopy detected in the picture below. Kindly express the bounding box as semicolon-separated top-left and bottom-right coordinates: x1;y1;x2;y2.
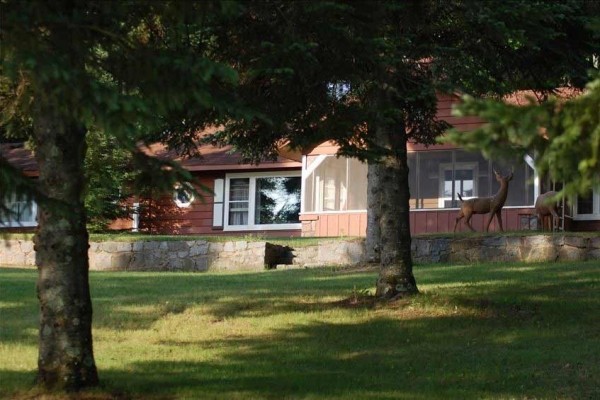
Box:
0;0;251;390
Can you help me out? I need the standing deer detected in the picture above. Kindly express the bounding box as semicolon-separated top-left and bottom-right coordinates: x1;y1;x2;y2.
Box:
453;170;514;232
535;191;561;231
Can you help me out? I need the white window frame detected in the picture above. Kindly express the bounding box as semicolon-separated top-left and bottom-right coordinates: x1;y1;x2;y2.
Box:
573;187;600;220
438;162;479;208
0;194;38;227
223;171;302;231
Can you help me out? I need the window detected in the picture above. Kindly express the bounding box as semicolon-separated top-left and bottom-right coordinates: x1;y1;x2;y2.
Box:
173;185;195;208
574;187;600;220
224;172;301;230
1;193;37;227
438;163;477;208
228;178;249;225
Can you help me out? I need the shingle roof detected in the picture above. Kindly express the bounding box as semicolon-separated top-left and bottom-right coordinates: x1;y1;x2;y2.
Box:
141;141;301;171
0;143;39;176
1;140;301;176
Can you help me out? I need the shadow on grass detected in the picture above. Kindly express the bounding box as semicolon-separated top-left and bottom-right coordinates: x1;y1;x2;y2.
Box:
2;261;599;337
94;313;599;400
2;261;599;399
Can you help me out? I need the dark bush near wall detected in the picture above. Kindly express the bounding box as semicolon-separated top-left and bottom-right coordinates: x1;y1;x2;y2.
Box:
264;243;294;269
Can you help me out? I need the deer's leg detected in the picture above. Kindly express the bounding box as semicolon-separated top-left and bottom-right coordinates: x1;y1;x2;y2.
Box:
496;211;504;232
485;212;495;232
464;212;476;232
550;209;560;231
454;211;464;232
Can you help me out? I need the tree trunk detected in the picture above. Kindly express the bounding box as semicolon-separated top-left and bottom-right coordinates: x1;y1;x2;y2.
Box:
366;162;381;263
32;102;99;390
374;123;418;298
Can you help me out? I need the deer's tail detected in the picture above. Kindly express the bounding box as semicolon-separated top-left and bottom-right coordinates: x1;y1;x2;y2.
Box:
457;193;464;202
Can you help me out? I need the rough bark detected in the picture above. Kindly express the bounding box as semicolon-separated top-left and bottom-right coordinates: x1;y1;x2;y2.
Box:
366;162;382;264
32;102;98;390
374;123;418;298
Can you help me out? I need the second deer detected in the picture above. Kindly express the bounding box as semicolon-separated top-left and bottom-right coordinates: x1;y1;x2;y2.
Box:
535;191;561;231
454;170;514;232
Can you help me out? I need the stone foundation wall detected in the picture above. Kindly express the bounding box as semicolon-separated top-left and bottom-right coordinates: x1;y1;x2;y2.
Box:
0;239;365;271
1;239;271;272
412;235;600;264
1;235;598;271
288;239;365;267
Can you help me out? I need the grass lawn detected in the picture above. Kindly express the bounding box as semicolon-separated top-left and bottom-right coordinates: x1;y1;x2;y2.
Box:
1;261;599;399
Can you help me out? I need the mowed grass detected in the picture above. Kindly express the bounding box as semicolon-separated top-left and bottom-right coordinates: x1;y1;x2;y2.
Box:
1;261;599;400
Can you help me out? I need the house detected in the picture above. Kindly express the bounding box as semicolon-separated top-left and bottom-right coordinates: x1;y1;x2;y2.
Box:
2;94;599;235
1;141;303;237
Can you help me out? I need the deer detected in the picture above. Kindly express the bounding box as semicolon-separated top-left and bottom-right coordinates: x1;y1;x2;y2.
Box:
453;170;514;233
535;191;561;231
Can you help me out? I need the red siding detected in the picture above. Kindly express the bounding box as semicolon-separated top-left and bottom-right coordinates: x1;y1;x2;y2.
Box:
571;219;600;232
139;174;219;235
301;208;541;237
136;170;303;237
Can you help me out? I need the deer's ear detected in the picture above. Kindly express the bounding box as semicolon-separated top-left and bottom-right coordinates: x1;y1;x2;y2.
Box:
507;172;514;181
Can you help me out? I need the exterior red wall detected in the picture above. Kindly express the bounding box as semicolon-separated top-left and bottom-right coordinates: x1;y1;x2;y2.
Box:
139;173;221;235
300;212;367;237
570;219;600;232
301;207;538;237
139;171;302;237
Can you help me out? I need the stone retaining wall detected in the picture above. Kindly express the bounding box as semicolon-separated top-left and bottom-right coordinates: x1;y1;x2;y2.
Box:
88;240;269;271
287;239;365;267
0;238;366;271
1;239;270;271
1;235;598;271
412;235;600;264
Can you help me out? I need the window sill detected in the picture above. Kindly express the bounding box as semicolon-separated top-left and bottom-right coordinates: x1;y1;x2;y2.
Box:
224;223;302;231
0;222;38;228
573;214;600;221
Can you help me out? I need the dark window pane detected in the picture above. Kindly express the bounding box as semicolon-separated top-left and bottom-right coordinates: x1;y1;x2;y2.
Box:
255;177;301;224
577;190;594;214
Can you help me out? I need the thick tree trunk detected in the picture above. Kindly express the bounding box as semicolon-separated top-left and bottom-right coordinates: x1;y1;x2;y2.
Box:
366;162;382;264
32;103;98;390
374;123;418;298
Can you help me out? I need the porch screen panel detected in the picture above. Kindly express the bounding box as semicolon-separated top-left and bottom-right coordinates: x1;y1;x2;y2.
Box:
455;150;491;204
408;153;418;209
418;150;452;209
315;156;347;211
303;156;317;213
492;159;535;206
346;158;368;210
